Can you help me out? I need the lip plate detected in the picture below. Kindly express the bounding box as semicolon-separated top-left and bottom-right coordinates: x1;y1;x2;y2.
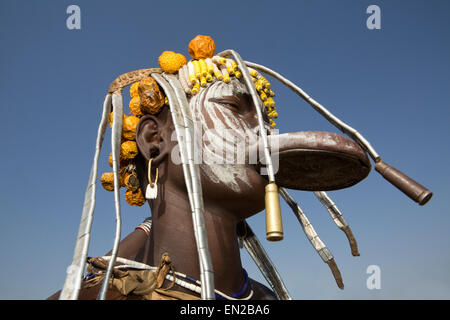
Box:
266;131;371;191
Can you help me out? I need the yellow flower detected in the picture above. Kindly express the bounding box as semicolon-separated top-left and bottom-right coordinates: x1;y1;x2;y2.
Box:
125;189;146;206
108;153;129;168
130;81;140;98
158;51;187;74
122;115;140;140
120;140;138;160
129;96;143;117
100;172;115;191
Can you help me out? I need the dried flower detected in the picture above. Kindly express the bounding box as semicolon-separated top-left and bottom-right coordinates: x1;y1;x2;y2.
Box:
125;189;146;206
188;35;215;60
158;51;187;74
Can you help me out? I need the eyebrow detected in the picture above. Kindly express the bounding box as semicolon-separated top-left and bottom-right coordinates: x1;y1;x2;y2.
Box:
204;79;249;101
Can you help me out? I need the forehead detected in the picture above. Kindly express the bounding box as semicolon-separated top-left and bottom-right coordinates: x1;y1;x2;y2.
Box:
189;78;249;102
186;76;271;135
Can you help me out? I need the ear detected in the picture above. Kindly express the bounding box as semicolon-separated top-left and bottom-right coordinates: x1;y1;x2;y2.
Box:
135;113;169;168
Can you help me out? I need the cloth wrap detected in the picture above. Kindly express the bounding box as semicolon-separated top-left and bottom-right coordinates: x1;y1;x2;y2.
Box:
82;253;200;300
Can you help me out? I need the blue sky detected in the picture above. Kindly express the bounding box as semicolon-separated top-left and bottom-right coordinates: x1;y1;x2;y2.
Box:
0;0;449;299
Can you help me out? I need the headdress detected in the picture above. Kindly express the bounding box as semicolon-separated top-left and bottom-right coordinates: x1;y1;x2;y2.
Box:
60;35;432;300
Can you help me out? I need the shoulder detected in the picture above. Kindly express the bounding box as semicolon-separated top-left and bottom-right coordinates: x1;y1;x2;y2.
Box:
249;278;278;300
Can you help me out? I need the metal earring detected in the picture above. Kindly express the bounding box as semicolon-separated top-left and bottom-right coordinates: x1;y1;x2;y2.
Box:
145;158;158;200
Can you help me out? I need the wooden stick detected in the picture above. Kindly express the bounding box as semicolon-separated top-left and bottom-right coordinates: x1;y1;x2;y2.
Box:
279;188;344;289
314;191;360;256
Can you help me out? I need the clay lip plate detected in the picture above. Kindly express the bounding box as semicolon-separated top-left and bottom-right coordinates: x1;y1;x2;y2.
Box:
262;131;371;191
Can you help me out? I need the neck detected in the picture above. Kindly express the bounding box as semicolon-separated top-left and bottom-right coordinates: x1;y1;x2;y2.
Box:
144;184;245;296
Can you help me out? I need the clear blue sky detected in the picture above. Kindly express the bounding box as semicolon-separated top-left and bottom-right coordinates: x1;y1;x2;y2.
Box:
1;0;449;299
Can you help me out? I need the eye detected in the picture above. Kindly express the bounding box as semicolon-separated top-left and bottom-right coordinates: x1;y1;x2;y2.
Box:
209;97;241;112
209;93;252;114
221;102;240;110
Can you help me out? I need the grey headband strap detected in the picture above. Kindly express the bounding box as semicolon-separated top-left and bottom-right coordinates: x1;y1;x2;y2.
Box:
244;61;380;161
97;92;124;300
152;73;215;300
217;50;276;182
60;94;112;300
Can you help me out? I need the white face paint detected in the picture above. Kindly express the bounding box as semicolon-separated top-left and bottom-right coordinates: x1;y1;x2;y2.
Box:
189;78;260;193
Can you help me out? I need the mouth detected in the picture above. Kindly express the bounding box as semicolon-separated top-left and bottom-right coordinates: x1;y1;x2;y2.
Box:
255;131;371;191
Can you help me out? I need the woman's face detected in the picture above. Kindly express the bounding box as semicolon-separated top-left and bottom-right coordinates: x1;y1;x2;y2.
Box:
185;78;270;218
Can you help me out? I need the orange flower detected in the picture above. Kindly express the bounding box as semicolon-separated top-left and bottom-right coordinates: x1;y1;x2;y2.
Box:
122;115;140;140
129;81;140;98
129;96;143;116
139;77;165;114
188;35;215;60
125;189;146;206
100;172;115;191
120;140;138;160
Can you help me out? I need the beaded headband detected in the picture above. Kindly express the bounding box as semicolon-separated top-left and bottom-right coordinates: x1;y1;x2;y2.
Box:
100;35;279;207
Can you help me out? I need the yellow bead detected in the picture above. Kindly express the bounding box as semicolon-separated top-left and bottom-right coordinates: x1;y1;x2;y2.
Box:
200;76;207;87
260;77;271;89
260;91;267;101
193;60;201;78
255;79;264;92
231;62;238;72
207;63;214;74
213;56;227;65
192;82;200;94
249;69;259;78
214;71;223;81
199;59;208;76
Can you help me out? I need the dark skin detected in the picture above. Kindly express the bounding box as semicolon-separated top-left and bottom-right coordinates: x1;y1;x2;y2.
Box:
47;65;376;300
49;82;276;300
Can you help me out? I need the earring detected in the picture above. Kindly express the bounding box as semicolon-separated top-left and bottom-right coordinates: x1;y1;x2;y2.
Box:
145;158;159;200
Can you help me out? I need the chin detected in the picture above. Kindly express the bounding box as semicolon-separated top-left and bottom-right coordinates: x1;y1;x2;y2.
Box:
200;164;266;219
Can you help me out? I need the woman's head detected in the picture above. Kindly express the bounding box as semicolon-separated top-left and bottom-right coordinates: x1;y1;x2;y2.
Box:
135;77;269;220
